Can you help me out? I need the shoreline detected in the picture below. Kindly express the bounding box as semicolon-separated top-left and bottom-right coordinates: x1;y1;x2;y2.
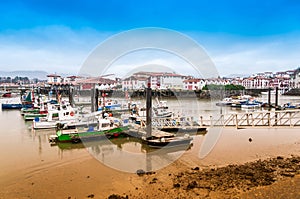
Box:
123;156;300;199
1;128;300;198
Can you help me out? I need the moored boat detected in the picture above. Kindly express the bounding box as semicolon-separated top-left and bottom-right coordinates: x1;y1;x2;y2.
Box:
49;117;130;143
32;103;77;129
241;101;262;109
216;98;233;106
146;136;193;148
2;92;12;98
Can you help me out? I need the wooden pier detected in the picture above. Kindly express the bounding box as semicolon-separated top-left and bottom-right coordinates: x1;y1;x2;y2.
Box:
200;109;300;128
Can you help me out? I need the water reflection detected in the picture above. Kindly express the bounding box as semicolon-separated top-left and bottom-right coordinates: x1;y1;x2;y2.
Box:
51;132;207;173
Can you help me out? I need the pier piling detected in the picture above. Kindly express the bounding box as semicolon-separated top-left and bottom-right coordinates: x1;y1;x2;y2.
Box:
146;81;152;139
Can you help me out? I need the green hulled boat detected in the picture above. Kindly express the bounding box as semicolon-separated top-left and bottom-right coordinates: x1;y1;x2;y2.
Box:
49;117;130;143
24;113;47;121
21;108;40;116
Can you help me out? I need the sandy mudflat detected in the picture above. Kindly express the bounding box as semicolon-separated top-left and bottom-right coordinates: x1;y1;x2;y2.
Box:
1;128;300;199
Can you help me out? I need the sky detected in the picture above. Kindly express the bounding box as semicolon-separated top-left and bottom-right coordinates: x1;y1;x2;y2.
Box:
1;0;300;78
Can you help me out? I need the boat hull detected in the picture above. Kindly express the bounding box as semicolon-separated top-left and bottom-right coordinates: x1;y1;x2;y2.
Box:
145;137;193;148
56;126;129;143
24;113;47;121
2;103;34;110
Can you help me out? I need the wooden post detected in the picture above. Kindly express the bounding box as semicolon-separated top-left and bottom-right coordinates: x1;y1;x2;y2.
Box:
275;87;279;125
275;87;279;110
235;114;238;129
91;84;95;112
95;88;99;111
146;81;152;139
199;116;203;126
268;87;271;110
68;86;74;107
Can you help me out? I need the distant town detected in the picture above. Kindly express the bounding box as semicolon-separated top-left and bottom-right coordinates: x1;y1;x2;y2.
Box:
1;68;300;92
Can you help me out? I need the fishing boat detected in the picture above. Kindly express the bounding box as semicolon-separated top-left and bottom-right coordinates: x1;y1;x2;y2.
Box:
129;99;174;124
241;100;262;109
1;103;23;109
145;134;193;148
48;117;130;143
20;107;40;115
282;103;299;110
2;92;12;98
216;98;233;106
2;90;35;110
153;99;173;118
23;101;60;120
32;103;77;129
97;96;123;111
23;111;48;121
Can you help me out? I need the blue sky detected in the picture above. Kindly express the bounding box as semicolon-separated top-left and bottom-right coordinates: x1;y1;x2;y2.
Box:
1;0;300;77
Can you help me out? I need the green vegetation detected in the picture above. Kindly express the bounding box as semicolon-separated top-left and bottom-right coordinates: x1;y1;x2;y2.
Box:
202;84;245;90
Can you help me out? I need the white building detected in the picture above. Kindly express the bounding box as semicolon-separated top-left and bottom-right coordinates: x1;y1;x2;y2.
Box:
122;72;188;90
47;74;62;85
122;76;148;90
150;73;188;89
294;70;300;88
205;78;230;86
242;77;270;89
183;78;206;90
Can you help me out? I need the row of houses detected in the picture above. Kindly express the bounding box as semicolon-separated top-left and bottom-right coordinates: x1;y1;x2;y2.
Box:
46;68;300;91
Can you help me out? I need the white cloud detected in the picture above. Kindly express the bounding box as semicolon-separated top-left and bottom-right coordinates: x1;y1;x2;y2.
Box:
1;27;300;78
0;26;114;74
210;36;300;76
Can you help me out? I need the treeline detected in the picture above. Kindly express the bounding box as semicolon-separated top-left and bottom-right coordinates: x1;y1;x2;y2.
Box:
0;76;30;84
202;84;245;90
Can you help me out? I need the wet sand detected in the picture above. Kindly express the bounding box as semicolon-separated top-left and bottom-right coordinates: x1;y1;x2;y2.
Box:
1;127;300;199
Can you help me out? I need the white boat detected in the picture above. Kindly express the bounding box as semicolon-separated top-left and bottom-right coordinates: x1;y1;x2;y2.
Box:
153;99;173;118
216;98;233;106
261;90;284;95
128;99;174;124
49;116;130;143
98;99;122;111
32;103;77;129
241;101;262;109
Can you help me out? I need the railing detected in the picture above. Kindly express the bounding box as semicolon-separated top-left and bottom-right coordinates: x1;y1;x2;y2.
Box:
200;110;300;128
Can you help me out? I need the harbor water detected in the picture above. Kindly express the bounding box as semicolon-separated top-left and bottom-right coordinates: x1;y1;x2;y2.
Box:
1;95;300;185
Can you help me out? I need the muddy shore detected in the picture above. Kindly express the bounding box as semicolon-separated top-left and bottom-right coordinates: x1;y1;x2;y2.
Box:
107;156;299;199
1;128;300;199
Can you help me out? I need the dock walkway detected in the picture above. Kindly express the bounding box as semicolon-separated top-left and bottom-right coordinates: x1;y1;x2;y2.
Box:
200;109;300;128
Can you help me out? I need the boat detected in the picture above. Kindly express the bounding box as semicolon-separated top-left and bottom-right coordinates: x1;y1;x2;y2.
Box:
241;100;262;109
261;90;284;95
1;90;35;110
1;103;23;109
145;134;193;148
23;101;59;120
229;95;259;108
24;111;48;121
129;99;174;124
282;103;299;110
1;103;33;110
153;99;173;118
216;98;233;106
2;92;12;98
20;97;58;116
20;108;40;115
32;103;77;129
97;98;122;111
49;117;130;143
